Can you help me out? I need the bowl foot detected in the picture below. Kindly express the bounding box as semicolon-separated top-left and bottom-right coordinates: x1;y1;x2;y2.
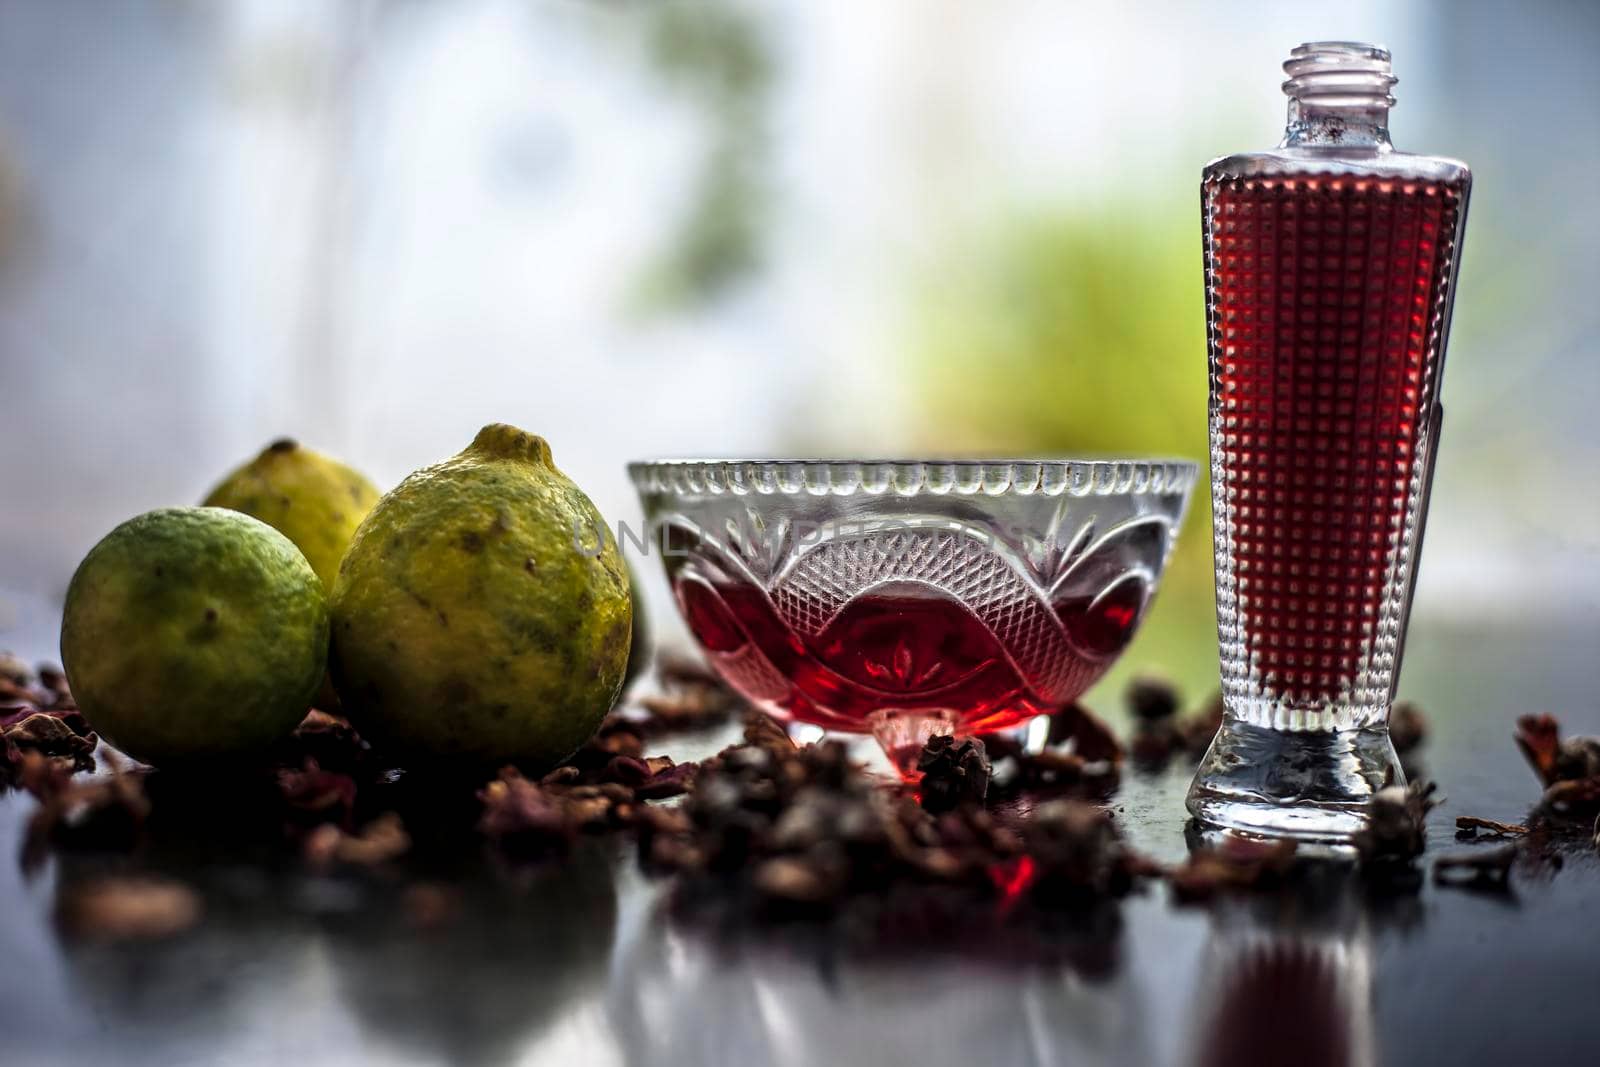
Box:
868;708;965;779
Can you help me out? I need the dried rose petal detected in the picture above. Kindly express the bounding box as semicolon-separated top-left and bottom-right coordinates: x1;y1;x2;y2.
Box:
1388;702;1429;755
1542;776;1600;817
1169;836;1298;903
1022;800;1132;899
1002;747;1119;799
478;768;577;853
21;753;150;874
634;760;698;801
276;761;358;826
741;712;797;756
1126;673;1181;722
56;875;202;941
303;812;411;868
2;708;97;775
1515;714;1564;785
654;651;724;690
1512;714;1600;818
282;709;371;773
753;854;847;906
1046;703;1123;764
0;652;30;685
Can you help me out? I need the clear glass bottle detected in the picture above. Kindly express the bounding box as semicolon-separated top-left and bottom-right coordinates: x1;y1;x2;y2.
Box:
1186;42;1472;841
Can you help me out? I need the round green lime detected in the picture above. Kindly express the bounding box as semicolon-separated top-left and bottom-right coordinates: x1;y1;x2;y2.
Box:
61;507;329;766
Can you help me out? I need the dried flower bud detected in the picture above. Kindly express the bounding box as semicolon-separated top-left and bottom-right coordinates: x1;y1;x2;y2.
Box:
1388;702;1429;755
1126;673;1181;722
916;735;991;813
1;707;97;778
1353;778;1439;866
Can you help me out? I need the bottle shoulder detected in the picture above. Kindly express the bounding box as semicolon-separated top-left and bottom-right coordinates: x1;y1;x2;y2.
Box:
1203;148;1470;188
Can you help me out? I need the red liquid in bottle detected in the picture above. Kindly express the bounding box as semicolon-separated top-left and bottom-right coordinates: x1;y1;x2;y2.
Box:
1206;173;1465;707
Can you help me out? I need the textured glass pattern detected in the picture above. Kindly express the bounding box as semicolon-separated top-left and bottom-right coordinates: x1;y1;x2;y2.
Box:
1205;172;1467;730
631;459;1195;772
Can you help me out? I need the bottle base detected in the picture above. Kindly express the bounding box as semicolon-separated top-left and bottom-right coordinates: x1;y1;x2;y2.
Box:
1185;717;1403;844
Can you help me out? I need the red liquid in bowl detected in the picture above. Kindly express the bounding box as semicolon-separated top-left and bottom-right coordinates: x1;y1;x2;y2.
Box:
676;575;1145;750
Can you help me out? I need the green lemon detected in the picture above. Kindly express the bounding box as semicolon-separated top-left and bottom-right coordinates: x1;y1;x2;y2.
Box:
203;438;382;592
329;424;631;770
61;507;329;766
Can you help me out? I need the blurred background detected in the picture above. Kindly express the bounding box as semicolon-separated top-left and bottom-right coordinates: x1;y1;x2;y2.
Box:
1;0;1596;697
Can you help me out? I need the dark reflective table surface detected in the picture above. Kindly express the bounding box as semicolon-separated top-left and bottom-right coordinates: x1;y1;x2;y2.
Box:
2;593;1597;1067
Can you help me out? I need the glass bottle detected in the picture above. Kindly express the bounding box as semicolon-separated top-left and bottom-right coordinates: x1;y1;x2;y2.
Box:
1186;42;1472;841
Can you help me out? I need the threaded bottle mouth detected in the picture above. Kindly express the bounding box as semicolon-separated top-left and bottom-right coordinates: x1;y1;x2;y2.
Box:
1282;41;1397;110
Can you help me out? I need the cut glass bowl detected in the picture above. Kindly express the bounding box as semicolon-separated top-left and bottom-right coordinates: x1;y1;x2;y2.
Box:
629;459;1198;775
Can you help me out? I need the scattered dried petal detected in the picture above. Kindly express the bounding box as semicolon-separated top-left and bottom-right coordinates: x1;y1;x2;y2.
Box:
1023;800;1143;901
1542;776;1600;817
1388;702;1429;755
741;712;797;756
999;747;1119;799
276;760;358;826
1433;843;1517;889
303;812;411;868
753;854;847;907
55;875;202;941
1169;836;1299;903
1126;673;1180;722
1046;703;1123;764
654;651;725;690
634;760;698;801
21;752;149;873
401;883;460;929
2;707;96;778
1454;815;1529;838
478;768;578;855
1514;714;1600;818
282;709;372;774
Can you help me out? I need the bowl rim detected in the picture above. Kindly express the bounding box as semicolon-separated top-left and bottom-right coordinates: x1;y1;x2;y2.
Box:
627;458;1200;498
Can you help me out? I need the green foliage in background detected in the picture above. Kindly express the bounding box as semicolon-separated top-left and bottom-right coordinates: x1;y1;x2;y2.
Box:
634;1;773;308
910;195;1218;704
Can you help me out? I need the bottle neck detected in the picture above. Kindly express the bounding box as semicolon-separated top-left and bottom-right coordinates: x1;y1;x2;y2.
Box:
1279;42;1397;150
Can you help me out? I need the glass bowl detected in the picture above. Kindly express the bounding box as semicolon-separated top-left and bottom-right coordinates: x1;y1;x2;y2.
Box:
629;459;1198;774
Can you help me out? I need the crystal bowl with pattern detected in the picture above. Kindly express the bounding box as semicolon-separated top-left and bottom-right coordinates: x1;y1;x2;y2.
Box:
629;459;1198;775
